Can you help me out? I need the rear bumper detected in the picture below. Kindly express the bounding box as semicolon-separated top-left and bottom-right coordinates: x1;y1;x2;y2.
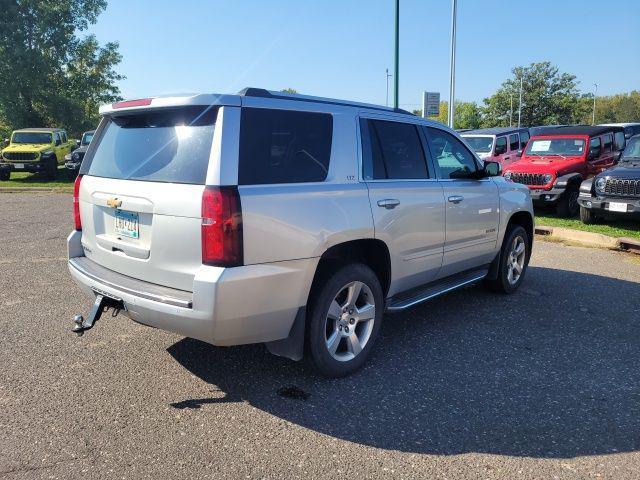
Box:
529;186;566;205
66;230;318;346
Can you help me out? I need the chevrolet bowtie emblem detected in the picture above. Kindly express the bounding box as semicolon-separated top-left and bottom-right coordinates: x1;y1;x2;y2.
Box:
107;198;122;209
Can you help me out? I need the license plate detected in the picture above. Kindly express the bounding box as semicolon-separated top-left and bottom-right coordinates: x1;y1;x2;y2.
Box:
114;210;139;238
14;163;24;169
608;202;628;213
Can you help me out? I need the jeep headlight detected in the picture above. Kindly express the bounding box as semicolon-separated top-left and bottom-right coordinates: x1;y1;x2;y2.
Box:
543;174;553;184
503;172;512;181
595;177;606;194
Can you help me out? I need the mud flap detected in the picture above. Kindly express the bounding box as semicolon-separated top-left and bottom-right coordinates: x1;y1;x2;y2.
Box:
265;307;306;361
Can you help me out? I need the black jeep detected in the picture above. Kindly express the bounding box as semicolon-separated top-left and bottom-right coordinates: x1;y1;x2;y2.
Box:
578;134;640;224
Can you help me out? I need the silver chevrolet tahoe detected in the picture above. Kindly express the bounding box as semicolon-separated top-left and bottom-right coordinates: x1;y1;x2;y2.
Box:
67;88;534;377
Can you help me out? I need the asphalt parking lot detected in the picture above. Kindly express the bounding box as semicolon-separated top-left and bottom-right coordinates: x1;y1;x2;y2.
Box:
1;192;640;480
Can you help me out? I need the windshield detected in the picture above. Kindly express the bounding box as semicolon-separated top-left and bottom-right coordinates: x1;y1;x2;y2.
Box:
81;132;94;145
526;138;585;157
11;132;52;144
463;136;493;153
84;106;218;184
621;137;640;161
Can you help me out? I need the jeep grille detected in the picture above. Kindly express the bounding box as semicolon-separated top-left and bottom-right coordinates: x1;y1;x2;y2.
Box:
3;152;38;161
604;178;640;198
509;173;547;186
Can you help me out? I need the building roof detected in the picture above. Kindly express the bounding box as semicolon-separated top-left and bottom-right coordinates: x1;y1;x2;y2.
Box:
462;127;528;136
532;125;624;137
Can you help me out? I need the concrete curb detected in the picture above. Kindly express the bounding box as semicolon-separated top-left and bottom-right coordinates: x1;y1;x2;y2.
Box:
535;225;640;254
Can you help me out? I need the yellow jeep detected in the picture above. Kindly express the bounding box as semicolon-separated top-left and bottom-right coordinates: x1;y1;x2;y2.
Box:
0;128;76;181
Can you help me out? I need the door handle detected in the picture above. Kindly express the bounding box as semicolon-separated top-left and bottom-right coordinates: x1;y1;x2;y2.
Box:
377;199;400;209
448;195;464;204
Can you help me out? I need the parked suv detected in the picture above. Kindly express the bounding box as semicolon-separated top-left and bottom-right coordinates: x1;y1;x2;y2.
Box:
461;127;530;167
502;125;626;217
0;128;74;180
578;134;640;223
67;88;534;377
65;130;95;174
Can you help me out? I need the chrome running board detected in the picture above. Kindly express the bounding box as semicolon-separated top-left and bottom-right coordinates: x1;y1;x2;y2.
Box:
386;268;489;312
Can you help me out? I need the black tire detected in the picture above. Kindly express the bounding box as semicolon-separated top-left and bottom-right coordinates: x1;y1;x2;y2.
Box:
0;170;9;181
306;263;384;377
579;205;597;224
556;187;579;217
487;225;530;294
46;157;58;180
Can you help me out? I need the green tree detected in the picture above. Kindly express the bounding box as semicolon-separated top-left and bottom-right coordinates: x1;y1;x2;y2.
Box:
577;91;640;125
482;62;581;127
281;88;298;94
0;0;123;136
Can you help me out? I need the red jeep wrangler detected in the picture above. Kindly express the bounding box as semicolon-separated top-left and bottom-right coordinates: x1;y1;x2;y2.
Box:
502;126;626;216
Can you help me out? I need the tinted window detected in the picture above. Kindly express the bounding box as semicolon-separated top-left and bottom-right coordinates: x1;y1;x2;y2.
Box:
614;131;625;151
495;136;507;154
361;119;428;180
53;132;61;145
239;108;332;185
82;132;94;146
589;137;601;155
84;106;218;184
602;133;613;152
424;127;478;179
519;131;530;149
509;134;519;151
61;131;68;143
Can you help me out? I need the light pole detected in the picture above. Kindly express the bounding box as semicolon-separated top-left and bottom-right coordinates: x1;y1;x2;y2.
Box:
448;0;457;128
517;71;524;127
393;0;399;109
509;91;513;127
592;83;599;125
385;69;393;107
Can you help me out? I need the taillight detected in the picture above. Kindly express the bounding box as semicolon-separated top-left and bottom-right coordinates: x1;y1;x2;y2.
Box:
201;186;243;267
112;98;153;109
73;174;83;231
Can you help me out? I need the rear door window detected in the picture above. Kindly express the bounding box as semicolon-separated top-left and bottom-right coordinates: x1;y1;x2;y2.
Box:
238;108;333;185
83;106;218;184
509;134;520;151
361;119;429;180
602;133;613;153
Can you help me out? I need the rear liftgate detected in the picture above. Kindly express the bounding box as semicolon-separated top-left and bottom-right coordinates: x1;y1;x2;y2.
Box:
72;293;124;336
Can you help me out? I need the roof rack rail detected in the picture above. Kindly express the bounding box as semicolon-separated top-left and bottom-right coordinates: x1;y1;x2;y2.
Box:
237;87;414;116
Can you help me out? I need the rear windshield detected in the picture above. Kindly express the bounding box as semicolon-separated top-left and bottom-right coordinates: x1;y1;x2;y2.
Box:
463;136;493;153
526;138;585;157
84;106;218;184
12;132;52;144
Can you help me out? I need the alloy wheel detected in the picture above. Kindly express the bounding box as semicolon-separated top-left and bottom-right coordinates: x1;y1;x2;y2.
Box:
507;235;526;286
324;281;376;362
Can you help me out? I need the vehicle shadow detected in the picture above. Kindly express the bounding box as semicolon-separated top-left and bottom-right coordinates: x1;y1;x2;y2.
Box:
167;266;640;458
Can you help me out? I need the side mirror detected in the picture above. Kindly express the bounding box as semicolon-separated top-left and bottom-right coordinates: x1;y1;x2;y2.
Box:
483;161;502;177
75;140;81;148
516;149;523;157
2;139;8;148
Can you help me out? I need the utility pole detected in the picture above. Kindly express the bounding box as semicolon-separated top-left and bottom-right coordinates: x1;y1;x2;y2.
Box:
509;92;513;127
385;69;393;107
592;83;599;125
517;71;524;127
393;0;399;109
448;0;457;128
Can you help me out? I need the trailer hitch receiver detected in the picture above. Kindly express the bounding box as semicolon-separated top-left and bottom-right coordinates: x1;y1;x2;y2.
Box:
72;294;123;337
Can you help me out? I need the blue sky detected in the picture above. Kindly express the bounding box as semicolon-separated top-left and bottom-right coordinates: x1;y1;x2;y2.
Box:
88;0;640;109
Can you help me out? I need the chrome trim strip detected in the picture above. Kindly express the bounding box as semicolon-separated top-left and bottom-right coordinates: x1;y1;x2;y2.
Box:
69;258;193;309
386;273;487;312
